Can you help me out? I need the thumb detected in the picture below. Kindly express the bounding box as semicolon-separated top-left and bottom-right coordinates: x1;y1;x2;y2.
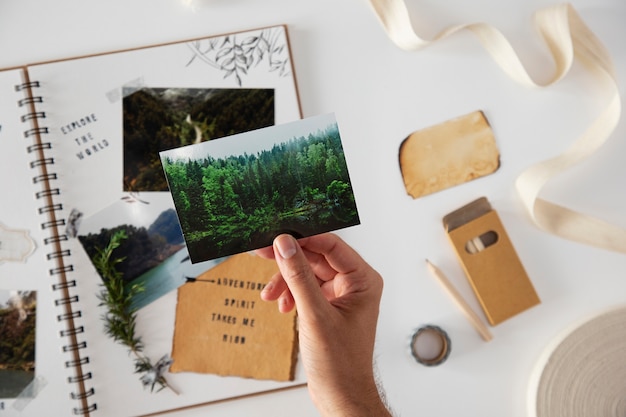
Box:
273;234;327;316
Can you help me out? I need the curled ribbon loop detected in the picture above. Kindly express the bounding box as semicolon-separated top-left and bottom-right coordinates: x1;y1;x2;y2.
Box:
368;0;626;253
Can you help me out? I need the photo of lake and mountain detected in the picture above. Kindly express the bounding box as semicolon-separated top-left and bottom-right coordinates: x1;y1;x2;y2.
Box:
77;196;225;311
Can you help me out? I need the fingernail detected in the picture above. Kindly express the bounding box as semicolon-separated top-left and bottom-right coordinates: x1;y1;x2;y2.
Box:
275;234;297;259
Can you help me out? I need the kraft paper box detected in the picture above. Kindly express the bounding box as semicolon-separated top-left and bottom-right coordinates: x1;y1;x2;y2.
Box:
443;197;540;325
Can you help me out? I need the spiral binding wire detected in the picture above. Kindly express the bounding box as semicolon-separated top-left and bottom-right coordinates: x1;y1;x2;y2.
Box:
16;79;97;415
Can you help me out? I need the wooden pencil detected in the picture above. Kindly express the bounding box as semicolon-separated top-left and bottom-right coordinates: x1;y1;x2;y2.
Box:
426;259;493;342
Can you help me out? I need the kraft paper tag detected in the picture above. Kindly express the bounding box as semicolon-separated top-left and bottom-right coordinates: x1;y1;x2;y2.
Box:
170;253;298;381
399;111;500;199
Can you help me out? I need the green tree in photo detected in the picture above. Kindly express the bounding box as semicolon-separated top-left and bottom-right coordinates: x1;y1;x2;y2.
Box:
162;121;360;261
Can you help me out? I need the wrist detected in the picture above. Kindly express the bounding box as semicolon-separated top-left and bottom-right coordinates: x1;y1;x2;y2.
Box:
313;378;392;417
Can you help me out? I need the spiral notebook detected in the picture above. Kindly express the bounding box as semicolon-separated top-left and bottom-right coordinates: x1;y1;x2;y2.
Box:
0;25;305;416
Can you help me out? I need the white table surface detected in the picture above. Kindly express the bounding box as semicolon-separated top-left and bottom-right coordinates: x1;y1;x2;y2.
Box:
2;0;625;416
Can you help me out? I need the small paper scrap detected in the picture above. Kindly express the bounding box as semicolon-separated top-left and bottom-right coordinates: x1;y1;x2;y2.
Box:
0;223;36;264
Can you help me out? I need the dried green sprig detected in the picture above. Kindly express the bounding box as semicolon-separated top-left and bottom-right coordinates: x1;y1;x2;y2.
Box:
93;229;177;394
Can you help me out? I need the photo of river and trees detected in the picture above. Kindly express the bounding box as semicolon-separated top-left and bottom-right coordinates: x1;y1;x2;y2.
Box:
160;113;360;263
123;87;275;192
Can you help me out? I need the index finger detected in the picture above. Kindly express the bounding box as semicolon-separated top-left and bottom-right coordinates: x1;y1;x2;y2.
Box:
299;233;369;275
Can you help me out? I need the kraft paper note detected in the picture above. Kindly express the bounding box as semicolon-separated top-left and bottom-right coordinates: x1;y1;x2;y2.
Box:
399;111;500;198
367;0;626;253
171;253;298;381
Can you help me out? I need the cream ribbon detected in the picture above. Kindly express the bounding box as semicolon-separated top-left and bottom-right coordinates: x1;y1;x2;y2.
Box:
527;305;626;416
367;0;626;253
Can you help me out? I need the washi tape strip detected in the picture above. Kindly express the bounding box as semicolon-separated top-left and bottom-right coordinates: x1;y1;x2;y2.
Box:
105;77;146;103
11;376;48;412
527;305;626;417
409;325;451;366
366;0;626;253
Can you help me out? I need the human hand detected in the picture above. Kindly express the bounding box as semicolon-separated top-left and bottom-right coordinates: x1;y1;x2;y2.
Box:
256;233;391;417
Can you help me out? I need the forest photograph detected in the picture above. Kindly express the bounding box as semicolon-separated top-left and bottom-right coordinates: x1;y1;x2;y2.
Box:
160;113;360;263
123;87;275;192
0;290;36;398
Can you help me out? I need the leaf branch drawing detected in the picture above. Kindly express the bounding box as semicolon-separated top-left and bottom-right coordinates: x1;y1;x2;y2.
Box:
185;28;290;86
